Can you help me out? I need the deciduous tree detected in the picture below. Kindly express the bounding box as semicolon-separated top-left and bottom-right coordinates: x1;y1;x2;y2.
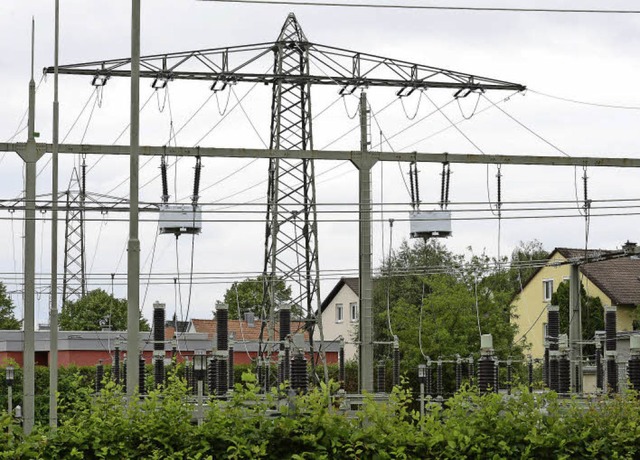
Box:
60;289;150;331
222;275;295;319
0;282;20;330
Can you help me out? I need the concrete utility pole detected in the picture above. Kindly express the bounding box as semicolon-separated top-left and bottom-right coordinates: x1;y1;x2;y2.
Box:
126;0;141;398
18;18;39;435
49;0;60;429
569;263;582;392
354;92;376;392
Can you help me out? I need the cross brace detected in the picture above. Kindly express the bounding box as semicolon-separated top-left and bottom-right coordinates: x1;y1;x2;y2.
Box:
1;142;639;168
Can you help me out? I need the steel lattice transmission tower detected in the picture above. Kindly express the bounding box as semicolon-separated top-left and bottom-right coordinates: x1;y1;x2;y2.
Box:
263;15;320;334
62;163;86;304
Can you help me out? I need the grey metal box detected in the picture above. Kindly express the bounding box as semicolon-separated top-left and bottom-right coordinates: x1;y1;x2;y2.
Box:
158;203;202;235
409;210;452;238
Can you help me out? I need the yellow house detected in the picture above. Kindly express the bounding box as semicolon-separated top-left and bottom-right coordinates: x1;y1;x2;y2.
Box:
512;247;640;358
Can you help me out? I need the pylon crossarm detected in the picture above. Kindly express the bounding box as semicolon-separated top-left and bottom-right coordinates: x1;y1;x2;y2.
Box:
44;42;524;92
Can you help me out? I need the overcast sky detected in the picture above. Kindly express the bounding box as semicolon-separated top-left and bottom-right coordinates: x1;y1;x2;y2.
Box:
1;1;640;326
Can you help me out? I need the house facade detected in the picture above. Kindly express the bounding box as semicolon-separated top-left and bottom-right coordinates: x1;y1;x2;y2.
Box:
512;247;640;358
314;277;360;361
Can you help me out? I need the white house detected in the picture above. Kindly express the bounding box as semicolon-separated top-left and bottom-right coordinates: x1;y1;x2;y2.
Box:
315;277;359;360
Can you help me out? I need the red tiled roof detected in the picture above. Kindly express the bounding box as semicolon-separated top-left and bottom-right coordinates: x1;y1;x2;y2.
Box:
190;318;310;341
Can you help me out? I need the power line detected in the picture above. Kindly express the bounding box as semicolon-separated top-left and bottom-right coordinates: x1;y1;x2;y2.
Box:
7;200;640;215
10;195;640;206
399;92;517;151
199;0;640;14
529;89;640;110
3;209;640;223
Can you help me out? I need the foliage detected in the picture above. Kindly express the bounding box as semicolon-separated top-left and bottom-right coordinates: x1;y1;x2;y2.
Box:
59;289;150;331
222;275;296;320
4;375;640;459
552;280;604;340
373;239;527;389
0;364;96;425
509;239;550;293
551;280;604;358
0;282;20;330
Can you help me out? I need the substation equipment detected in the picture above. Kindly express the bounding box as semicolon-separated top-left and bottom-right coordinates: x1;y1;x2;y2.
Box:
5;9;640;431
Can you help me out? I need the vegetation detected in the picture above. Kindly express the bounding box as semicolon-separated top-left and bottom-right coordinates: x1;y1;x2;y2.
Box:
59;289;150;331
552;280;604;340
2;367;640;459
372;240;545;381
222;275;296;320
0;282;20;330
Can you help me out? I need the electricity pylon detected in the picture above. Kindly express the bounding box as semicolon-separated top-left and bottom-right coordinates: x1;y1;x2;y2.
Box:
263;15;319;337
62;164;86;304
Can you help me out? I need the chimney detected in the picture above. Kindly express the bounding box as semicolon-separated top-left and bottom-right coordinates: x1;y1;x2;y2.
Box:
244;312;255;327
623;241;638;255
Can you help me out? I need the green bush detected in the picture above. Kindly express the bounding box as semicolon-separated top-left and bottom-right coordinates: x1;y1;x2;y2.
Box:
3;365;640;459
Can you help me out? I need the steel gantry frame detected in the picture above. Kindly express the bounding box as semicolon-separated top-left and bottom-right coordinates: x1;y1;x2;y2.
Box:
40;13;524;393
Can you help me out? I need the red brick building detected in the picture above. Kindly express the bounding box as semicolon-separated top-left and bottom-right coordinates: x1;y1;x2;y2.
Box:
0;317;339;367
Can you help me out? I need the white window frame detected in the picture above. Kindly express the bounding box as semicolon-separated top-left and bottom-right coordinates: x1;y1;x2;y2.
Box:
335;303;343;323
350;302;358;322
543;279;553;302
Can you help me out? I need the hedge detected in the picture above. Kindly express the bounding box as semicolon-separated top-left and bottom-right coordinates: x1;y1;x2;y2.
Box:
1;369;640;459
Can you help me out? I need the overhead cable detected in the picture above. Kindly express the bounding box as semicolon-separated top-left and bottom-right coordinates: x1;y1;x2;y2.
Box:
200;0;640;14
530;89;640;110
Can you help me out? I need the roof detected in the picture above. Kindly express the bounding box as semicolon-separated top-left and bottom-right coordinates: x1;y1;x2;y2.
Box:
555;247;611;262
518;247;640;306
189;318;310;341
165;319;189;333
164;325;175;341
580;257;640;306
319;277;359;313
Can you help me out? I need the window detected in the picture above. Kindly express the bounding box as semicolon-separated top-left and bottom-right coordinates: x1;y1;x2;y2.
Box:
350;302;358;322
335;303;343;323
543;279;553;302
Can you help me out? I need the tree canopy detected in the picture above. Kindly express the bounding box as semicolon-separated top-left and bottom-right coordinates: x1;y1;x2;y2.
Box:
59;289;150;331
508;239;550;293
222;275;294;320
551;279;604;341
0;282;20;330
373;239;533;374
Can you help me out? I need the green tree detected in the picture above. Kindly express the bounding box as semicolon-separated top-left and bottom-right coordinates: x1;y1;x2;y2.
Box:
551;280;604;342
0;282;20;329
373;240;523;377
59;289;150;331
223;275;294;320
509;239;550;294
